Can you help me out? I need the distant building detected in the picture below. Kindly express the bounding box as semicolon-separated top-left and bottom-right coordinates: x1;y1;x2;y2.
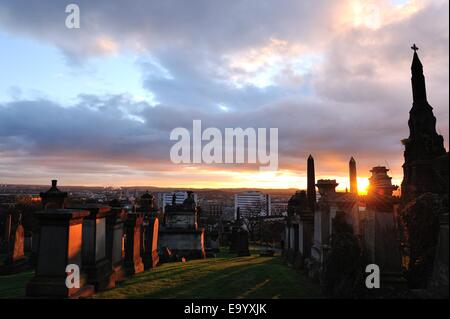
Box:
234;191;271;218
157;191;198;213
200;200;223;220
270;199;288;215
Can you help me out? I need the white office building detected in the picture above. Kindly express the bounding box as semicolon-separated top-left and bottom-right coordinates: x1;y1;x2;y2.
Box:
234;191;271;218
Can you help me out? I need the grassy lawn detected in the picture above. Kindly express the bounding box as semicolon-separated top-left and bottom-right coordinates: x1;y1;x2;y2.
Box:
0;270;33;299
0;251;322;299
96;251;322;299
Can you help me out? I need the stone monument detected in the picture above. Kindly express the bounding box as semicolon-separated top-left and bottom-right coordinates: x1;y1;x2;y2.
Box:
0;217;28;275
68;204;115;291
26;209;95;298
124;212;145;275
106;200;127;282
136;192;160;269
364;166;404;287
159;192;206;259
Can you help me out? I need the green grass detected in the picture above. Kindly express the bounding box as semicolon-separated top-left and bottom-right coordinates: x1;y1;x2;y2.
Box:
0;251;322;299
0;270;33;299
95;251;322;299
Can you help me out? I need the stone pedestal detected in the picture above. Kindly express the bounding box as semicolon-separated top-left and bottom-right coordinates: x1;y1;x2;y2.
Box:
142;217;159;269
364;208;405;287
124;213;144;276
229;228;238;253
70;204;115;291
312;201;334;262
299;215;314;259
159;228;206;259
26;209;95;298
106;207;127;282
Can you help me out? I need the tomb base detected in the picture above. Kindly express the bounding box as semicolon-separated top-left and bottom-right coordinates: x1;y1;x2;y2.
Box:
84;258;115;291
26;274;95;299
124;256;144;276
143;250;159;269
159;228;206;259
112;262;126;282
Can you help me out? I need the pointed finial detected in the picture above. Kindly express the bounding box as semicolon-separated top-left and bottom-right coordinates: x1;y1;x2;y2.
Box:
411;43;419;52
350;156;355;163
308;154;313;160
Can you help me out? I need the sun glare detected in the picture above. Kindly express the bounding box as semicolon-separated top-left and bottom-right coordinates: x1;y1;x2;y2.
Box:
357;177;369;195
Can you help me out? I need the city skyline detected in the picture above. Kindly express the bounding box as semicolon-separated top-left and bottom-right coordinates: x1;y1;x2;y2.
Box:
0;0;448;192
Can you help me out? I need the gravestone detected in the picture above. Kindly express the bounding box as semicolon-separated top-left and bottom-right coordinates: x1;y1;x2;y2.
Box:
236;229;250;257
143;217;159;269
32;180;68;266
68;204;115;291
229;228;238;253
106;206;127;282
364;167;404;288
0;222;28;274
124;212;145;275
26;209;95;298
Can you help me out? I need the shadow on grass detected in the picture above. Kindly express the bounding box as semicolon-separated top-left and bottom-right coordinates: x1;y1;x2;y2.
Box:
98;256;322;299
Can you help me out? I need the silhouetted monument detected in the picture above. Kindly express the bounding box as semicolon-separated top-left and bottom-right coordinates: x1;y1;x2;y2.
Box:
124;212;145;275
399;45;449;296
364;166;403;287
236;228;250;257
39;180;68;210
401;45;448;201
159;192;206;259
349;157;358;195
32;180;69;264
229;207;240;253
316;179;339;198
307;155;316;212
285;189;313;268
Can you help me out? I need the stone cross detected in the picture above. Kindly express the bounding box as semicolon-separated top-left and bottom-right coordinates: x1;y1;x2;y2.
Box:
411;43;419;52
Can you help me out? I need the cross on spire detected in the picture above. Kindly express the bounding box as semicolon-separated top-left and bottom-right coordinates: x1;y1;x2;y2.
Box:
411;43;419;52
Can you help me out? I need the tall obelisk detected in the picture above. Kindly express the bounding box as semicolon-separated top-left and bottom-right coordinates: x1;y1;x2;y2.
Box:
307;155;316;212
349;156;358;195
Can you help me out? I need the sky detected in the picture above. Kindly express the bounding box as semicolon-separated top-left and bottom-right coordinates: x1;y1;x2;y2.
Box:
0;0;448;192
